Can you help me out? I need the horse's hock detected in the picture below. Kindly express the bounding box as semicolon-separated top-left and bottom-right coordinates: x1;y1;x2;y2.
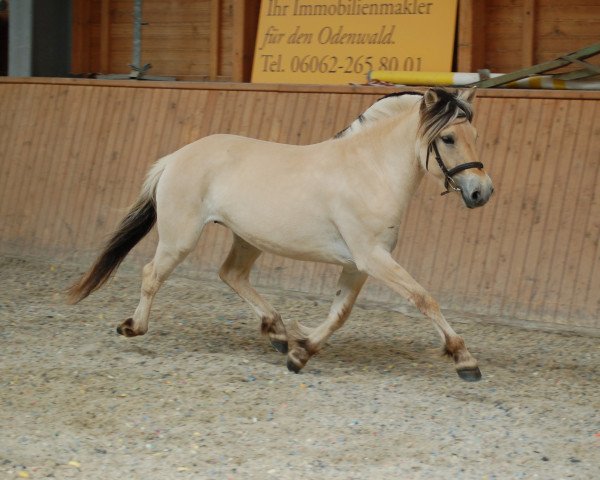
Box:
1;78;599;332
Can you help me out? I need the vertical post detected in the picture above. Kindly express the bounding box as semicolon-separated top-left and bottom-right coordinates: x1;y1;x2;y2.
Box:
130;0;142;76
232;0;245;82
521;0;536;68
72;0;91;74
8;0;33;76
209;0;221;80
100;0;111;73
456;0;486;72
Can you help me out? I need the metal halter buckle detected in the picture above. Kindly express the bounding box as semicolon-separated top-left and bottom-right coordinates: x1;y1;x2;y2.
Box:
442;176;462;196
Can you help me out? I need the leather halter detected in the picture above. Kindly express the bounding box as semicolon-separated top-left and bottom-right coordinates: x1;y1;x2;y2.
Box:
426;140;484;196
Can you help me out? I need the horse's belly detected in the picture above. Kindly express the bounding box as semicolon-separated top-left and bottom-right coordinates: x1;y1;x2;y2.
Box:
261;238;353;266
228;221;354;266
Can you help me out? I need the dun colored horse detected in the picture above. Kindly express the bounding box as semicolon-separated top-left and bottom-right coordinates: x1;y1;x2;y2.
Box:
69;87;493;381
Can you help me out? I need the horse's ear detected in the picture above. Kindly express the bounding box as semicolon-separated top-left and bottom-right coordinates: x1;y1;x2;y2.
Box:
423;88;439;108
459;87;477;104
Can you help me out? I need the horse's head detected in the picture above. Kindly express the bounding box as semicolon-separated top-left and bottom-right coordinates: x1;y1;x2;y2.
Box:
419;87;493;208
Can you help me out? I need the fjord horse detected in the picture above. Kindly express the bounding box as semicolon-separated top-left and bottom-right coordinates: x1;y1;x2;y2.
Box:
69;87;493;381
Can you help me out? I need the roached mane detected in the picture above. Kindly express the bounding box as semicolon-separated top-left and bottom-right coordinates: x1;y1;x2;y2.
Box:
333;88;473;145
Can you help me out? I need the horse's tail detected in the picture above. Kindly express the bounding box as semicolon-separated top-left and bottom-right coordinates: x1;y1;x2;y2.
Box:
67;158;168;304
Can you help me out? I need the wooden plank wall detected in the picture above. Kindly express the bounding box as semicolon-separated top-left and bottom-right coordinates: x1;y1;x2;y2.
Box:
71;0;237;80
1;78;599;332
482;0;600;72
71;0;260;81
72;1;600;80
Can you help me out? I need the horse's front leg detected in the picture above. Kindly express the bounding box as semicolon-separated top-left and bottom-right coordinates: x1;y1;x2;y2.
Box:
286;267;367;373
357;247;481;381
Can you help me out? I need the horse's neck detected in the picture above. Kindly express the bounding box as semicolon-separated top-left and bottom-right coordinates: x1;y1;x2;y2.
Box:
353;108;423;177
337;110;425;218
337;95;425;190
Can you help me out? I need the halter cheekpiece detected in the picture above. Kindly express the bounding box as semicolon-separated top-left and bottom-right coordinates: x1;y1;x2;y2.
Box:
426;141;484;196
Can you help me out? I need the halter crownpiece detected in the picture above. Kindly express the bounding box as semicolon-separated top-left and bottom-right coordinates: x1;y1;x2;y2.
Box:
426;141;484;196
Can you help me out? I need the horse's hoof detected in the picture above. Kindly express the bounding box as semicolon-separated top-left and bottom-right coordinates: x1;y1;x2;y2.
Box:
287;358;302;374
116;325;134;337
271;339;288;354
116;318;136;337
457;366;482;382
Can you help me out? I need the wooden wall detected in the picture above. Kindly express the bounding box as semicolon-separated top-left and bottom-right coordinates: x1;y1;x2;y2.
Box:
71;0;261;81
71;1;600;81
1;78;599;332
459;0;600;72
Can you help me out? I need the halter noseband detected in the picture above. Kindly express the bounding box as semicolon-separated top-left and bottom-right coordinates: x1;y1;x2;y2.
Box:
426;140;484;196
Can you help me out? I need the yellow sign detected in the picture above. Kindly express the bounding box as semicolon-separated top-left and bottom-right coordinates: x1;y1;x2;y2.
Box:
252;0;458;84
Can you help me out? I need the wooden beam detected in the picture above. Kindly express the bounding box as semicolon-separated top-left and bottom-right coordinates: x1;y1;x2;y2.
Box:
209;0;221;80
232;0;245;82
522;0;537;68
457;0;486;72
243;0;261;82
100;0;111;73
71;0;91;74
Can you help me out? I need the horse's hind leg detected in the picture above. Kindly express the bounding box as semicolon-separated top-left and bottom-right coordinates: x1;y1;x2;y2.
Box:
219;234;288;352
117;216;202;337
286;267;367;373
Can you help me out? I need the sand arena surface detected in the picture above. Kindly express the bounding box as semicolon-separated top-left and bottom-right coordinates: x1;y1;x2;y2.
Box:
1;255;599;479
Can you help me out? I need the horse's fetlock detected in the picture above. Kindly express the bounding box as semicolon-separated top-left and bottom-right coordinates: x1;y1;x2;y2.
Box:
117;318;147;337
291;337;318;357
445;334;465;352
261;313;285;337
260;317;271;335
443;335;470;362
287;344;311;371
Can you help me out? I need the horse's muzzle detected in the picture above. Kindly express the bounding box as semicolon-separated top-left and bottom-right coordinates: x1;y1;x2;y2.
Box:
458;176;494;209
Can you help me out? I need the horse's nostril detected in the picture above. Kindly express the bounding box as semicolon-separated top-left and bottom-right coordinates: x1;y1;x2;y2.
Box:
471;190;481;201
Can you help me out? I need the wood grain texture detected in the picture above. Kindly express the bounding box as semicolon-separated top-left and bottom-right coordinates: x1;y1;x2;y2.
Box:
1;79;599;331
72;0;232;79
457;0;486;72
484;0;600;72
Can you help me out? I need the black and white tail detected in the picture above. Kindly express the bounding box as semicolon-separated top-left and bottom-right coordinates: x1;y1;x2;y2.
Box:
67;159;167;303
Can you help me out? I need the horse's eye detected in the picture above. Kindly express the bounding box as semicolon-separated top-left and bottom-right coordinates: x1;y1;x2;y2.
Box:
441;135;454;145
